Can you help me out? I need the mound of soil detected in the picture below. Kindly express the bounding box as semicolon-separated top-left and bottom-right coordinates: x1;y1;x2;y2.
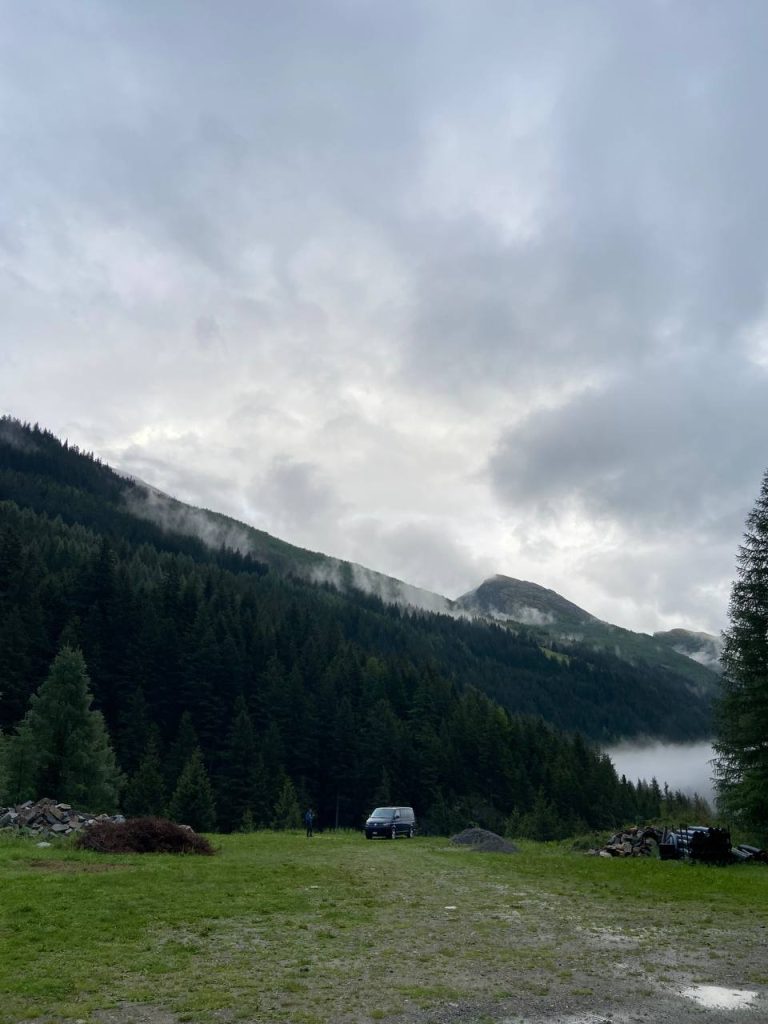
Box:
450;827;519;854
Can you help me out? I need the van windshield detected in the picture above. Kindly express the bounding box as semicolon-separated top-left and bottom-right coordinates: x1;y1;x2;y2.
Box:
370;808;395;818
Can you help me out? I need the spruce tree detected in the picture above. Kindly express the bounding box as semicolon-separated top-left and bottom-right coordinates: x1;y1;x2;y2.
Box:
167;748;217;832
165;711;200;791
123;735;166;817
714;469;768;839
2;719;37;805
216;697;266;832
271;774;302;830
6;647;122;811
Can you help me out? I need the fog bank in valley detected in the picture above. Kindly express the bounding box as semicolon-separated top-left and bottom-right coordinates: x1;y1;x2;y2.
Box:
606;741;716;808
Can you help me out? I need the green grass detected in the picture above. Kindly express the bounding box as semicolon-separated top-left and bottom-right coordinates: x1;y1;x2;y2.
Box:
1;831;766;1023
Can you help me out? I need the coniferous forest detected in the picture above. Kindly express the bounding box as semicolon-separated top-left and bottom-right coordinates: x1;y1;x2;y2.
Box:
0;418;711;837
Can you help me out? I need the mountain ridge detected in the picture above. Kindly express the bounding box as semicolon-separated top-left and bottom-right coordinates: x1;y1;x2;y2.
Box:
126;484;720;689
0;416;716;837
455;574;719;694
0;416;719;743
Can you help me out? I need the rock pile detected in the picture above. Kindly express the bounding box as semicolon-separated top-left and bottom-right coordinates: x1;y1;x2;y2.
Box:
594;826;662;857
450;827;519;854
0;798;124;837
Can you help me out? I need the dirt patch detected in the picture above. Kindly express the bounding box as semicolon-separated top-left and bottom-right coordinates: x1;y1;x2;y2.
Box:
450;828;519;854
27;859;133;873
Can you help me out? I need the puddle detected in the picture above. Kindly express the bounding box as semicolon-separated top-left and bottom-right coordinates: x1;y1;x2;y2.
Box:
681;985;758;1010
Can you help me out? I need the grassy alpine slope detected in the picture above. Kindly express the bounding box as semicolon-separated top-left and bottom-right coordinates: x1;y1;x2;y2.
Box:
2;831;766;1024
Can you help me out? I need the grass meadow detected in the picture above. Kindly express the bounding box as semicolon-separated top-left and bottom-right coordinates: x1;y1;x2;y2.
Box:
1;830;767;1024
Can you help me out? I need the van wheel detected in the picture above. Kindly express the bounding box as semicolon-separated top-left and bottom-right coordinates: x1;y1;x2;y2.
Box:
365;832;372;840
391;825;397;840
407;827;413;838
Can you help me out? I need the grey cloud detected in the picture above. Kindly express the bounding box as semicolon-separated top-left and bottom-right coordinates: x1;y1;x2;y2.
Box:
342;519;495;600
574;543;733;636
248;457;346;544
112;444;243;515
402;2;768;403
5;0;768;634
1;2;428;283
489;357;768;538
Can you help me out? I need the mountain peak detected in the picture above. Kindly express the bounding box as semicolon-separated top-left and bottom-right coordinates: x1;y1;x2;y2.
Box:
456;575;597;628
654;628;723;674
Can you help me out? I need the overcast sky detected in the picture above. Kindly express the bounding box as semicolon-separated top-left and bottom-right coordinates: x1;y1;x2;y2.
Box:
3;1;768;635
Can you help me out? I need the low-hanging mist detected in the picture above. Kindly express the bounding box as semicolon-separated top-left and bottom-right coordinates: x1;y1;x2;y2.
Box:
606;741;716;809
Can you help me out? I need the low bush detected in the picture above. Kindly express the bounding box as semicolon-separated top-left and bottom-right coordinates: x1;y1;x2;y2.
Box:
76;816;215;855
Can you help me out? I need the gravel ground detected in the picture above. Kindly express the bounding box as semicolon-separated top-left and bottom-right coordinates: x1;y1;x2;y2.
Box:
398;884;768;1024
89;877;768;1024
83;864;768;1024
450;829;520;855
12;836;768;1024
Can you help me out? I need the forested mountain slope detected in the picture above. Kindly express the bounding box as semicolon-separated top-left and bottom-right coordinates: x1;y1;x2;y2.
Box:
0;418;712;835
653;627;723;674
456;576;720;695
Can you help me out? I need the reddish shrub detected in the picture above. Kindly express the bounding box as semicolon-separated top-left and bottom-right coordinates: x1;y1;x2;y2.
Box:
76;816;215;855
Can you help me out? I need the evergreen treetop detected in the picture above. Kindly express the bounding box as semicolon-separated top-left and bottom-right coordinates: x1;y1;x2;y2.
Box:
4;646;123;811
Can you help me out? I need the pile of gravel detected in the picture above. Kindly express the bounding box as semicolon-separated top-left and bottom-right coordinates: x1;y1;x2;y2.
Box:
450;827;519;854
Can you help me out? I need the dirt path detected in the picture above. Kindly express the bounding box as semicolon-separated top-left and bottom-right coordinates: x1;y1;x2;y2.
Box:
401;883;768;1023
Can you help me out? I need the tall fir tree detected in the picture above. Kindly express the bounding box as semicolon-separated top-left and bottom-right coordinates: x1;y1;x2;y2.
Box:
714;469;768;839
5;647;122;811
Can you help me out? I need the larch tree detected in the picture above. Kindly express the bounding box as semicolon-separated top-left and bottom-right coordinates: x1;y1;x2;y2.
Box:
714;469;768;840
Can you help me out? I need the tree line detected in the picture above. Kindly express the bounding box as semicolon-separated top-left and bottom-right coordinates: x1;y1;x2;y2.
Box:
0;419;710;837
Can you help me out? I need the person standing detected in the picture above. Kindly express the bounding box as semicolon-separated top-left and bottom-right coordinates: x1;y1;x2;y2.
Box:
304;807;315;838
